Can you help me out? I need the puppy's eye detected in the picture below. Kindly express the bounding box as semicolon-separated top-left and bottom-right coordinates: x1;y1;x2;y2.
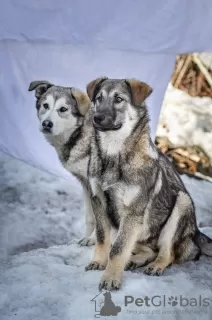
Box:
43;103;49;110
59;107;68;112
115;96;123;103
96;95;102;102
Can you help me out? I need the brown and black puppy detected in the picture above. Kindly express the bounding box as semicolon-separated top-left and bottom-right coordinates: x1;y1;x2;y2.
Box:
28;81;96;246
85;77;212;291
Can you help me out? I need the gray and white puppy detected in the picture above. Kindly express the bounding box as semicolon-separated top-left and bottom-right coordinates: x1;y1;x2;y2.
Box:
85;77;212;291
28;81;95;246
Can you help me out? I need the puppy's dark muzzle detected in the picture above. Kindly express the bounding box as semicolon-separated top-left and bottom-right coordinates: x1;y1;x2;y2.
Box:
93;113;121;131
42;120;53;133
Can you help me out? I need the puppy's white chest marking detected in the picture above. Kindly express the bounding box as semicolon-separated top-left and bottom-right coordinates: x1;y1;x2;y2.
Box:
123;185;141;207
100;131;125;155
114;184;140;207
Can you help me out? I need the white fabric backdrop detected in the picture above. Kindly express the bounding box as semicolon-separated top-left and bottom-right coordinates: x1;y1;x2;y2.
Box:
0;0;212;179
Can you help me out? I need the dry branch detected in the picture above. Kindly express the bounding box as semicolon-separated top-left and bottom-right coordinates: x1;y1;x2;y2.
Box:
192;53;212;87
171;54;212;98
155;137;212;182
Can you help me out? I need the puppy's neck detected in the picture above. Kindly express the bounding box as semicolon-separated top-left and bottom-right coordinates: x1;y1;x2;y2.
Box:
98;108;157;161
128;117;158;161
98;113;138;157
44;125;81;150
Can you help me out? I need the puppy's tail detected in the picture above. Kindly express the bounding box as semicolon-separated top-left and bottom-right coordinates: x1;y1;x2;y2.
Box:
194;230;212;256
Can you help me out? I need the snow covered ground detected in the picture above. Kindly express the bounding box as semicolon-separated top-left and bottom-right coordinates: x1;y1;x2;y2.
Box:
0;152;84;262
156;84;212;160
0;150;212;320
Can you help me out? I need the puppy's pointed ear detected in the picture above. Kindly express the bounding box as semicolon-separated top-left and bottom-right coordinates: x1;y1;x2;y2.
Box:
28;80;53;99
125;79;153;106
71;88;91;116
86;77;108;101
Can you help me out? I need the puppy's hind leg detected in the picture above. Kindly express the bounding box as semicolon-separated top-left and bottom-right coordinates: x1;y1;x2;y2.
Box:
125;245;157;271
144;250;175;276
175;237;200;263
144;191;192;276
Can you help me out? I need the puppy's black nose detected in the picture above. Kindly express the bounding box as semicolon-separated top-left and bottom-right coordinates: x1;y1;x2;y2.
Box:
93;114;105;125
42;120;53;129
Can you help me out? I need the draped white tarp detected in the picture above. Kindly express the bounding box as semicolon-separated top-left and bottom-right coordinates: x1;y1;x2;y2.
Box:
1;0;212;179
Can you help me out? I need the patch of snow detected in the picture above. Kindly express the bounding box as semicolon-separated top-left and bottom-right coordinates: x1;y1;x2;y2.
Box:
156;84;212;159
0;242;212;320
0;152;84;261
0;150;212;320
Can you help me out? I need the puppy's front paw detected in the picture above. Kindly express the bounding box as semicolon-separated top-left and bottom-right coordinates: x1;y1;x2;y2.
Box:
99;274;121;291
85;261;105;271
78;236;95;246
144;262;164;276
